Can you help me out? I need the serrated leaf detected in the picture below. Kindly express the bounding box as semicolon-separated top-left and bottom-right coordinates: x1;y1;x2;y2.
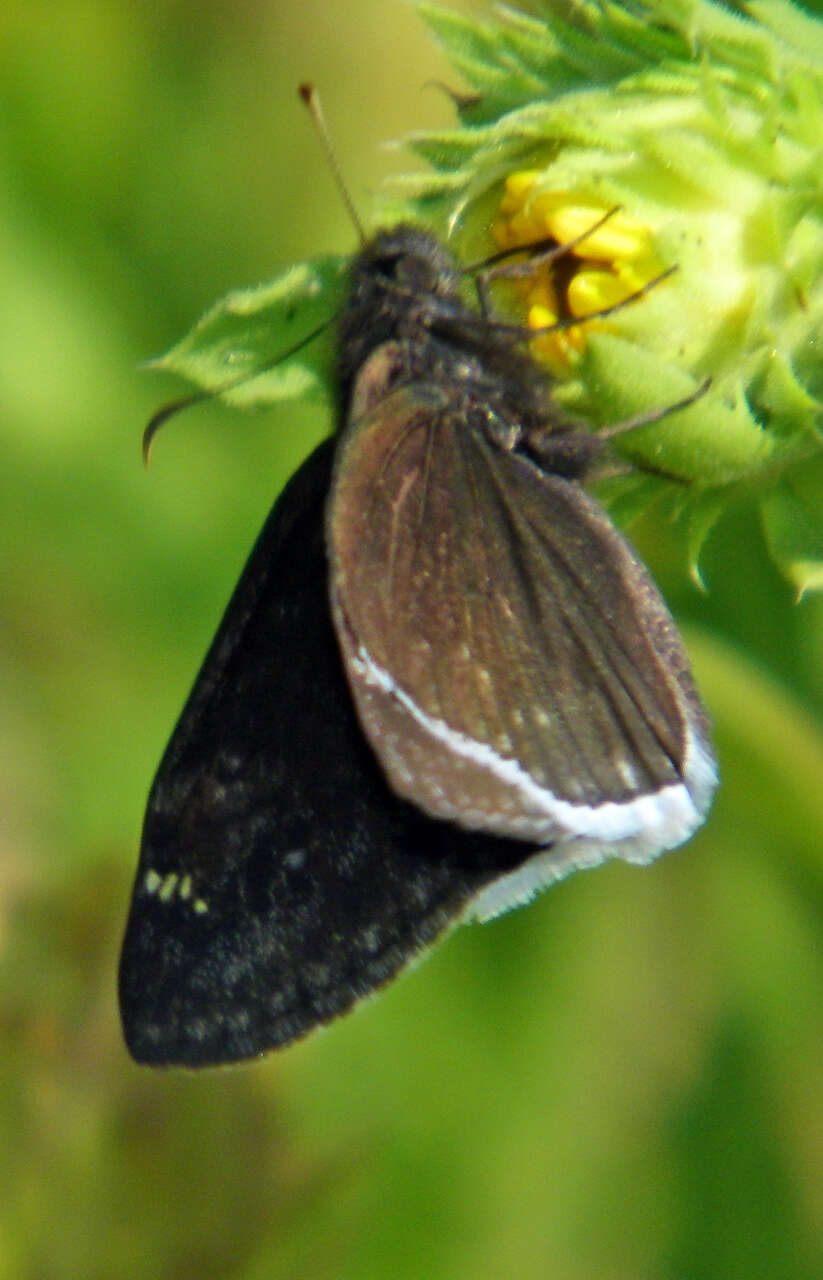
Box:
407;127;501;172
760;481;823;598
415;4;520;91
748;0;823;66
595;2;693;65
150;257;348;408
540;8;647;80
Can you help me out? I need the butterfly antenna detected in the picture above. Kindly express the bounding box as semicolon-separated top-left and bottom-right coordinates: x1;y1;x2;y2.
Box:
144;87;355;466
142;391;209;465
141;314;333;465
299;83;366;245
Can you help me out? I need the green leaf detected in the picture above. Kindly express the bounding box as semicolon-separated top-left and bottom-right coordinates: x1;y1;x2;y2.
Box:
149;256;348;409
577;333;775;485
415;3;534;106
748;0;823;66
593;470;671;528
407;128;492;172
760;480;823;598
685;487;728;590
753;348;823;434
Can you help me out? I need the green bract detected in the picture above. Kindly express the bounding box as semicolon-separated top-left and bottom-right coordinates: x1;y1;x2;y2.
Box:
149;258;348;407
152;0;823;595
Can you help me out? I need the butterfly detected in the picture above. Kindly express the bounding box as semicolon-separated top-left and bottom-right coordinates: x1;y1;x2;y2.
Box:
119;221;716;1066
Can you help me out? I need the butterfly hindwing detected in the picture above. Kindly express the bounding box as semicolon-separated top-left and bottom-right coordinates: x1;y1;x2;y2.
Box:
328;376;715;858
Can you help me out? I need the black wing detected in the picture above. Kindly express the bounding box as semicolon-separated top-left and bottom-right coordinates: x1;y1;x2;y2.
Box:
119;438;530;1066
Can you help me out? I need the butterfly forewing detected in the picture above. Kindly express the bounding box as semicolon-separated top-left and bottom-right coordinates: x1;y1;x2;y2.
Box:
120;439;532;1066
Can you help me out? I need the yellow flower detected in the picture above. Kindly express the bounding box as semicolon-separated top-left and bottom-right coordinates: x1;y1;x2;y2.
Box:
494;173;666;369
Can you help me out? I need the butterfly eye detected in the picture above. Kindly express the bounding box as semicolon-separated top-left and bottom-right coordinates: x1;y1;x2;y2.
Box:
374;253;404;281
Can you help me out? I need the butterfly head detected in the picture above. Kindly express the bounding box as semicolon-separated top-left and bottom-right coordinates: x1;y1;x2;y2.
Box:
336;226;466;405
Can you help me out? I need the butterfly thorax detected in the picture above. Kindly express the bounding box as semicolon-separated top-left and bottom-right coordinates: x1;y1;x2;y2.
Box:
337;225;602;480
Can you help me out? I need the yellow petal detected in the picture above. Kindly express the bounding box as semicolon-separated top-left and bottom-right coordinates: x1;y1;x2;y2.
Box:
528;303;558;329
545;206;653;262
567;269;634;317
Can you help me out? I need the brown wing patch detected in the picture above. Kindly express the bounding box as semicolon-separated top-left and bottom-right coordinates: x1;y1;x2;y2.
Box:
328;383;696;837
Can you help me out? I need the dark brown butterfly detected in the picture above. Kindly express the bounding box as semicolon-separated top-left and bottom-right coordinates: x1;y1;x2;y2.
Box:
119;217;715;1066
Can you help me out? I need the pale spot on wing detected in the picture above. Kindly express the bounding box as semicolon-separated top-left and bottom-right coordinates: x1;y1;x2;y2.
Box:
142;867;209;915
616;758;641;789
158;872;179;902
144;869;162;895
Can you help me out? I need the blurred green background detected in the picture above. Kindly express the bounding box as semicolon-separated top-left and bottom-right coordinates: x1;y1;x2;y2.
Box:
3;1;823;1277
